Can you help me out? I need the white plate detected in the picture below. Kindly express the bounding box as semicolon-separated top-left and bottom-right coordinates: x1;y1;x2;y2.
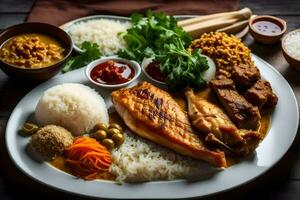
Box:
5;55;299;199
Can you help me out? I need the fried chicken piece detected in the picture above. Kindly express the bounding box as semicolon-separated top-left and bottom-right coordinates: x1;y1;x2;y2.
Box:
185;88;243;146
185;88;261;156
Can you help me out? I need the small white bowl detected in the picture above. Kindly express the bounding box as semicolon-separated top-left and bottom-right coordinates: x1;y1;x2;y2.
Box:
282;29;300;71
201;55;216;81
141;55;216;85
141;57;166;85
85;56;141;89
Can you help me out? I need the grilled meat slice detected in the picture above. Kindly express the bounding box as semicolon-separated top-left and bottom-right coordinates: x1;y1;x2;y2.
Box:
245;80;278;108
185;88;261;156
231;64;261;89
111;82;226;167
209;79;261;130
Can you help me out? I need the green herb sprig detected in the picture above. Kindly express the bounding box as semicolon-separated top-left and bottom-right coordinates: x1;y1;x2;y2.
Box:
62;42;101;73
118;10;209;90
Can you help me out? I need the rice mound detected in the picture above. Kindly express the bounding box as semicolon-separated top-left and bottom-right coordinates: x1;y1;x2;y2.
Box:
110;132;217;182
35;83;109;135
69;19;131;55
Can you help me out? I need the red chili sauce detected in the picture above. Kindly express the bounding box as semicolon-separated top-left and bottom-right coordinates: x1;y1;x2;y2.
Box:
252;21;281;35
91;60;135;85
145;61;166;82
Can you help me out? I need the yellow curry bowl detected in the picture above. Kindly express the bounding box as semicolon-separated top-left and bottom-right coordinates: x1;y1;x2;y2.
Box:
0;22;73;81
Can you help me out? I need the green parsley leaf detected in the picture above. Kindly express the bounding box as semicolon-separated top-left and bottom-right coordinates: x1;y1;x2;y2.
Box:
118;10;209;90
62;41;101;73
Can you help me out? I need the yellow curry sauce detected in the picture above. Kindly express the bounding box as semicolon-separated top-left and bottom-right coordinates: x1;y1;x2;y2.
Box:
0;33;65;69
49;88;270;180
49;156;116;181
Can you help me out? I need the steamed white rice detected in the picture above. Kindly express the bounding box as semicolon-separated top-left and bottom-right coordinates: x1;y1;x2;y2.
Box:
35;83;109;136
284;30;300;60
68;19;131;55
110;132;218;182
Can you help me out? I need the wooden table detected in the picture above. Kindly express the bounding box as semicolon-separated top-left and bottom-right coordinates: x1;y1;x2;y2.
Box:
0;0;300;199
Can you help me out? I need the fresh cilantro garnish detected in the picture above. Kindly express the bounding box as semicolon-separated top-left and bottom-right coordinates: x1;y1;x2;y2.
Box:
118;10;209;90
62;41;101;73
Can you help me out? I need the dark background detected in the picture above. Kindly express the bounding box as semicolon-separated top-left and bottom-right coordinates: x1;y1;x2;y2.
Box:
0;0;300;199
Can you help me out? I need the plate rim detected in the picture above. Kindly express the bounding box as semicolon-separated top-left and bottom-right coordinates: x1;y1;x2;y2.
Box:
5;55;299;199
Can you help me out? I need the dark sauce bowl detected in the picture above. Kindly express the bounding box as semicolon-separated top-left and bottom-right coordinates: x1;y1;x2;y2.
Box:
141;57;166;85
249;15;287;44
0;23;73;81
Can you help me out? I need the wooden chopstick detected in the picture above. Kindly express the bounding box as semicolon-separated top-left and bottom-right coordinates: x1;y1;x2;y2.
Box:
178;8;252;27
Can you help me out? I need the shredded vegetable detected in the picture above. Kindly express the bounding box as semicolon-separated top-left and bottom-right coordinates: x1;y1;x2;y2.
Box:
65;137;112;180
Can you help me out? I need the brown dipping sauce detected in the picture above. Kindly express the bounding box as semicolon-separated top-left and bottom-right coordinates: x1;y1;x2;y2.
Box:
90;60;135;85
145;61;166;82
252;21;282;35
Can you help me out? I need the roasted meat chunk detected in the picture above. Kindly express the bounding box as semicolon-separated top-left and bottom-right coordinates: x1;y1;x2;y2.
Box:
111;82;227;167
185;88;261;156
209;79;261;130
231;64;260;89
245;80;278;108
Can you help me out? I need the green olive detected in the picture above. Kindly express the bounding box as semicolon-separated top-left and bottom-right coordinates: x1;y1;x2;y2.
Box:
107;128;121;137
109;123;123;132
91;130;107;141
102;138;115;150
94;123;108;131
111;133;125;147
22;122;39;135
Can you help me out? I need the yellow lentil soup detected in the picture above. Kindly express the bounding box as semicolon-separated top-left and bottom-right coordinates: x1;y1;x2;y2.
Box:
0;33;65;69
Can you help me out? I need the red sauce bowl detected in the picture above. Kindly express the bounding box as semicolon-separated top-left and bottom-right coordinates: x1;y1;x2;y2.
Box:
85;57;141;89
249;15;287;44
141;57;166;85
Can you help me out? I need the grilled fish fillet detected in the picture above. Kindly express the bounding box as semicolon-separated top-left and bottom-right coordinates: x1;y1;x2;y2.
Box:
111;82;226;167
185;88;261;156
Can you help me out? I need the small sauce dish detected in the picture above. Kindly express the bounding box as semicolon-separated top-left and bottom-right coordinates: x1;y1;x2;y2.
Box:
141;57;166;85
282;29;300;71
141;55;216;85
85;56;141;89
249;15;287;44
